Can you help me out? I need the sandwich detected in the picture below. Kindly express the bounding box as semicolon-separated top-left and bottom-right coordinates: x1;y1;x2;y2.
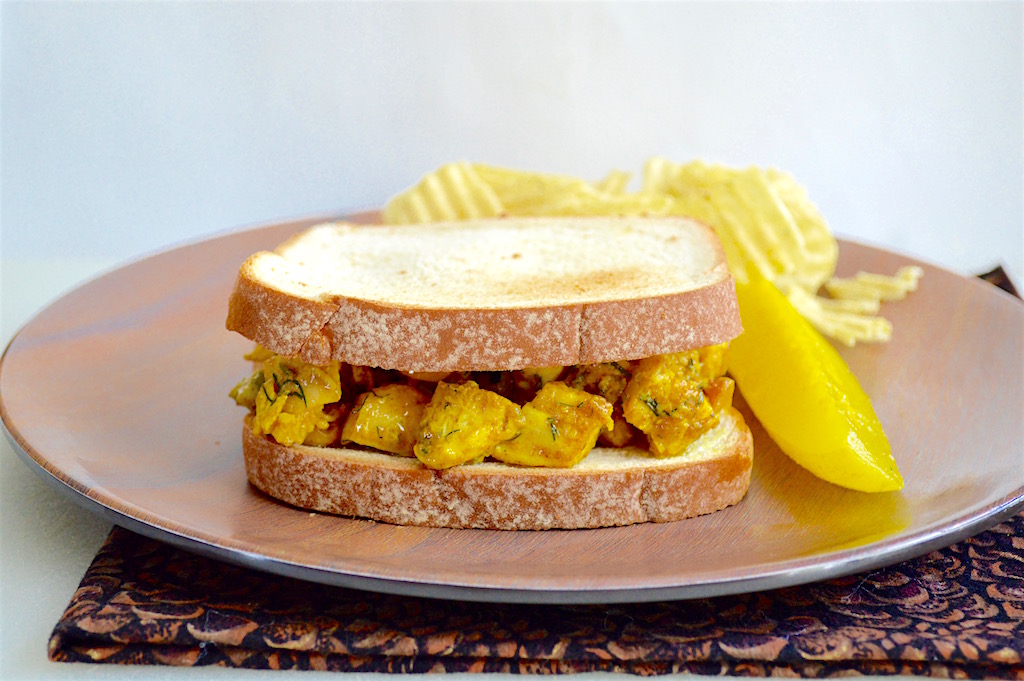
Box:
226;216;753;530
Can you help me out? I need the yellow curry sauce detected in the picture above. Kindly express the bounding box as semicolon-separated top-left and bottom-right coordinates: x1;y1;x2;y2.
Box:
230;344;734;470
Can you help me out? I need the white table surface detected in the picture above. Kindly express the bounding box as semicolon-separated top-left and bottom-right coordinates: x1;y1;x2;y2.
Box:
0;247;1014;680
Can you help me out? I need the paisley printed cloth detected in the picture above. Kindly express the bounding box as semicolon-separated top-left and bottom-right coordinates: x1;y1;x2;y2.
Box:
48;512;1024;677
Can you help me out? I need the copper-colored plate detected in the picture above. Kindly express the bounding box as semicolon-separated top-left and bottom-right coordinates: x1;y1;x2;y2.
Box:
2;214;1022;603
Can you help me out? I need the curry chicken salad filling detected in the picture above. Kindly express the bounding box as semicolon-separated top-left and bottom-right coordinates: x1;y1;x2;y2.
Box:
230;344;735;470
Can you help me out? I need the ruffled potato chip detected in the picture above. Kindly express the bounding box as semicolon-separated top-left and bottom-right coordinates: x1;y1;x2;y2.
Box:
383;158;919;345
382;161;503;224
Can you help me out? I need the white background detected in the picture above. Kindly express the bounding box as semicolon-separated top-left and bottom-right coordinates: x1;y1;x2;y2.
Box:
2;1;1022;296
0;3;1021;680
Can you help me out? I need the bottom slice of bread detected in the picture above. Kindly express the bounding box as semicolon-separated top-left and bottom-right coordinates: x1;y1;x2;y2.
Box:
242;408;753;530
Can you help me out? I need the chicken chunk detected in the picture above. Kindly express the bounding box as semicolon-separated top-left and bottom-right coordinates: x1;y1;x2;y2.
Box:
238;355;343;447
414;381;524;469
566;360;638;447
621;351;718;457
341;384;430;456
492;381;613;468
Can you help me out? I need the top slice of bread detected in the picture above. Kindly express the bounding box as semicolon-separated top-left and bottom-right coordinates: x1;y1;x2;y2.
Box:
226;217;741;372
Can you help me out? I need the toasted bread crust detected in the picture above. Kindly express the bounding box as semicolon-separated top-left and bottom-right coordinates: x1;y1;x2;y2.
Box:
225;217;742;372
226;254;339;359
242;408;753;530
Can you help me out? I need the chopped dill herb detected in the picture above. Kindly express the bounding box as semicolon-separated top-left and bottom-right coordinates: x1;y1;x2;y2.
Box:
641;395;678;417
547;417;559;441
279;378;307;406
271;373;307;406
609;361;633;377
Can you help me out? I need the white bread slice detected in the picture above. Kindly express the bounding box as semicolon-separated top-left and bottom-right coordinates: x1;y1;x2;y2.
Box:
242;407;752;530
226;217;741;372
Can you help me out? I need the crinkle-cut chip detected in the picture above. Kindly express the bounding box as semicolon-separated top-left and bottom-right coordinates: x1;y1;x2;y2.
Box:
825;266;924;301
764;168;838;280
509;186;675;218
642;157;839;292
470;164;667;217
642;158;919;345
382;157;922;346
786;287;893;346
594;169;633;194
643;159;769;284
470;163;591;210
382;161;503;224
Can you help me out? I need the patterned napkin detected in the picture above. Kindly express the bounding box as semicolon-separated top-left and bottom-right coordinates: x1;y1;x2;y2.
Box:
48;267;1023;676
46;514;1024;676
